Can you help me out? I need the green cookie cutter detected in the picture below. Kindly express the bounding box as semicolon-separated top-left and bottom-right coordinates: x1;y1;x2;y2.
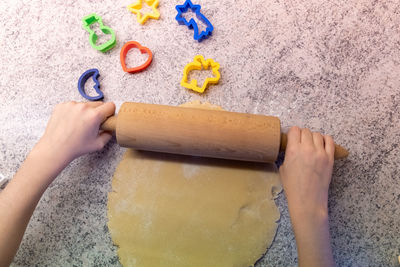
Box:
82;13;116;53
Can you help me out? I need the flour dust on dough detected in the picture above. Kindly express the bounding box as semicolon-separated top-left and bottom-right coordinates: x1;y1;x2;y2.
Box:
107;101;282;267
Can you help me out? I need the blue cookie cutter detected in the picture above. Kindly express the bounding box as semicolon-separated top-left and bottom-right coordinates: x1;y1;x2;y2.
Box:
77;69;104;101
175;0;213;42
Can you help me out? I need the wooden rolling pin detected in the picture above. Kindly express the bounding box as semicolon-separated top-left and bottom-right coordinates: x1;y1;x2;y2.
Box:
101;102;349;163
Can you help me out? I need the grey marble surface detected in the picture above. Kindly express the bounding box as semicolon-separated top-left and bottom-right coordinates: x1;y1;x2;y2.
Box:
0;0;399;266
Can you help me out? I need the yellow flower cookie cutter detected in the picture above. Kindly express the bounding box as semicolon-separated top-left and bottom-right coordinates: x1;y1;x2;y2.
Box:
181;55;220;93
127;0;160;25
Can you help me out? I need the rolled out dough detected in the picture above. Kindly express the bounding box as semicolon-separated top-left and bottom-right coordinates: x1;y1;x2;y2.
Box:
107;101;282;267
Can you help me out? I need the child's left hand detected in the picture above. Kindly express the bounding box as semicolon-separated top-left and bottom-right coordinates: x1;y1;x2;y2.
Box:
0;102;115;266
38;101;116;163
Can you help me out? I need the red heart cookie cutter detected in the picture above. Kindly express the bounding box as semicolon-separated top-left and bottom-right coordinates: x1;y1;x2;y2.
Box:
120;41;153;73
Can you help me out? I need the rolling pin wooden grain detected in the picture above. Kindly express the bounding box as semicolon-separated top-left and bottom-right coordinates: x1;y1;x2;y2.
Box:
101;102;349;163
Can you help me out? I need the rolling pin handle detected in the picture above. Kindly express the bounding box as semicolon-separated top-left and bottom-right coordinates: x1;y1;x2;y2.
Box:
101;115;118;133
280;133;349;160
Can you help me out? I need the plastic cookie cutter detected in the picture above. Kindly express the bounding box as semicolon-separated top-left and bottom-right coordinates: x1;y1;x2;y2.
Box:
175;0;213;42
120;41;153;73
78;69;104;101
127;0;160;25
82;13;116;53
181;55;220;93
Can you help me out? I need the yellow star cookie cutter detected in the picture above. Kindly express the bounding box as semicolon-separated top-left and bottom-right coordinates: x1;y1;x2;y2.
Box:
181;55;221;93
127;0;160;25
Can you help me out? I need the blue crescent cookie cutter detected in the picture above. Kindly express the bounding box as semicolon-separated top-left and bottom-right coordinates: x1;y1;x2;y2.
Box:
175;0;213;42
77;69;104;101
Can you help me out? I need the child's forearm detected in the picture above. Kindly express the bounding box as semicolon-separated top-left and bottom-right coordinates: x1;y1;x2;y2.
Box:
0;141;70;267
289;206;334;267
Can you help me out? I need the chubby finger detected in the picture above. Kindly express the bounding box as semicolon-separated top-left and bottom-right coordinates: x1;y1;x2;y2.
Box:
324;135;335;161
300;128;313;146
95;132;113;150
312;132;324;150
287;126;301;148
96;102;116;122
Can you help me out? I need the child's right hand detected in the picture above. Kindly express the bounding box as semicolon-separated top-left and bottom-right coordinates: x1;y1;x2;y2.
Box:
279;126;335;267
279;126;334;219
37;101;116;164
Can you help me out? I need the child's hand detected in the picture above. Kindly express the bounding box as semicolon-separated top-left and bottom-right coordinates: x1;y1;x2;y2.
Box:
0;101;116;266
38;101;116;163
279;126;335;219
279;126;335;267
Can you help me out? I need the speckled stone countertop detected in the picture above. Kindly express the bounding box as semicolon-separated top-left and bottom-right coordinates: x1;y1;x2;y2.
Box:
0;0;399;266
